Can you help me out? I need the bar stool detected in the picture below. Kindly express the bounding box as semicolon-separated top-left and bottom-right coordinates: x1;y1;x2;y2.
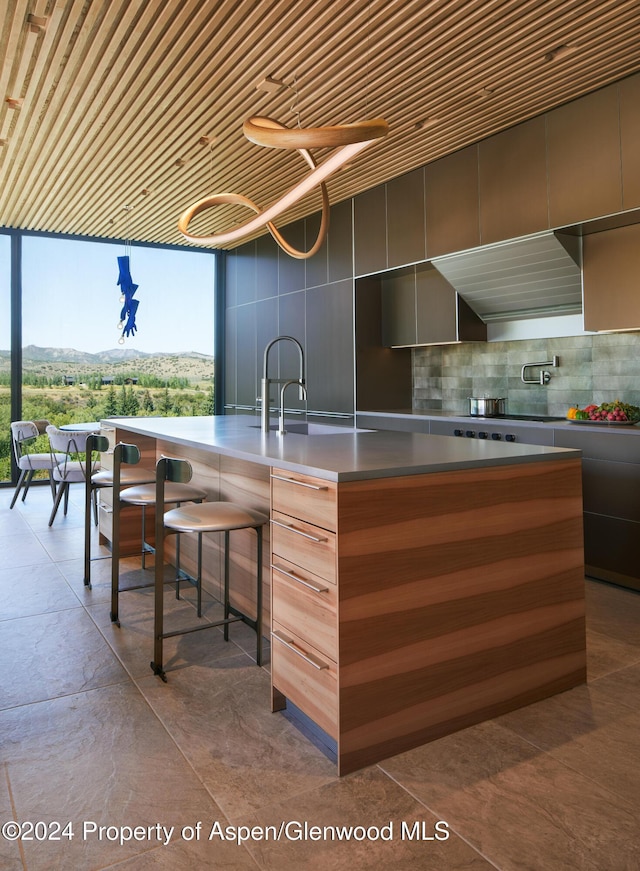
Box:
83;434;155;587
151;456;268;681
110;450;207;626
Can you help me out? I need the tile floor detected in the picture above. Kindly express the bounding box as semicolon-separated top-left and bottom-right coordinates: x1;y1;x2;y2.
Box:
1;483;639;871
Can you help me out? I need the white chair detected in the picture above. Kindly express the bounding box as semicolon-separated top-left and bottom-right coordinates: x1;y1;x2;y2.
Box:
9;419;64;509
46;425;100;526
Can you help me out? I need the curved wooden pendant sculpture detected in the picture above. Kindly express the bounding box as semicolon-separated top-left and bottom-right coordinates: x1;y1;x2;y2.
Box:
178;116;388;259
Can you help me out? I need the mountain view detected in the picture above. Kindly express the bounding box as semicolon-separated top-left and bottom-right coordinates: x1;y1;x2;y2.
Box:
1;346;216;481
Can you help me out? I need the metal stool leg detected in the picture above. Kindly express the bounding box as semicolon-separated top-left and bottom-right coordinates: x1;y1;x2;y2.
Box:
151;523;167;681
256;525;263;667
197;532;203;618
223;530;230;641
111;484;121;624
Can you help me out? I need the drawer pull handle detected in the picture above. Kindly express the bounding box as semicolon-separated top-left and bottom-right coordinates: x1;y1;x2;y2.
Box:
272;631;329;669
271;563;329;593
98;505;113;514
271;519;327;543
271;474;328;491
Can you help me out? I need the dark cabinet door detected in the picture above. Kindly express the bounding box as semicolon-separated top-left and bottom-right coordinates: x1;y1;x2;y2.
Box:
479;116;548;244
547;84;622;226
583;223;640;332
381;268;416;347
354;185;387;275
415;264;458;345
386;167;426;268
425;145;480;257
235;303;257;407
554;426;640;590
620;73;640;210
306;279;354;414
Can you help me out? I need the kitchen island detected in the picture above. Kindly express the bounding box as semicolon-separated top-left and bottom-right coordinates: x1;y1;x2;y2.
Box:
104;415;586;774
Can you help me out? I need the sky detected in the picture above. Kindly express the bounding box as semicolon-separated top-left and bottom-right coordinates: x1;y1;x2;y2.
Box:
4;234;216;356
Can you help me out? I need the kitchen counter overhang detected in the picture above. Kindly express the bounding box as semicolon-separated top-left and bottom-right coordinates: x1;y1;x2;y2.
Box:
102;414;581;482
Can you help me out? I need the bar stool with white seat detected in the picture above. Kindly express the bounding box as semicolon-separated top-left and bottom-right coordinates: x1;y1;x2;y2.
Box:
151;456;268;681
83;434;155;588
109;450;208;626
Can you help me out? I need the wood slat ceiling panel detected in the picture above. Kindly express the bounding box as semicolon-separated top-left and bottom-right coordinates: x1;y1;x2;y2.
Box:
2;0;640;248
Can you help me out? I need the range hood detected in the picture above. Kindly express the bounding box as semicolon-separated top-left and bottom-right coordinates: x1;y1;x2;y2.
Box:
431;231;582;322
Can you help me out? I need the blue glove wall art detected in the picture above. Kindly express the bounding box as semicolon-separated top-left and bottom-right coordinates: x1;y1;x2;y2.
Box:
116;255;140;343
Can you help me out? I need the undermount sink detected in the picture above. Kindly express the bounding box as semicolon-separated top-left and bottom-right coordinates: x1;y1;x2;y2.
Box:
251;422;373;435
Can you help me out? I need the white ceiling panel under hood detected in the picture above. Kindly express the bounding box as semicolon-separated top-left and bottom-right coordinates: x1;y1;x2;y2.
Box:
431;232;582;322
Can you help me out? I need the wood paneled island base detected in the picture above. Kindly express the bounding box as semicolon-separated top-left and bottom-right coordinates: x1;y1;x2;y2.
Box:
271;458;586;775
103;416;585;776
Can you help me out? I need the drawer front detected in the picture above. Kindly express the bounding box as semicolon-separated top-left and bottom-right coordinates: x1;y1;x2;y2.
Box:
271;510;336;583
271;623;338;738
272;559;337;661
271;468;337;532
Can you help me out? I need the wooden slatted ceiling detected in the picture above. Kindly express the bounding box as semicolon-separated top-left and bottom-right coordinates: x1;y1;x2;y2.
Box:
2;0;640;249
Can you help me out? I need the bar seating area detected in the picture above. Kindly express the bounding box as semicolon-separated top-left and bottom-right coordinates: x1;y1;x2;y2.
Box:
80;436;267;680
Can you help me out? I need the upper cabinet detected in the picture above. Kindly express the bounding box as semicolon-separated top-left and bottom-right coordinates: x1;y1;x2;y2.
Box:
547;84;622;226
386;167;427;268
620;74;640;210
381;263;486;347
583;223;640;332
425;145;480;258
478;116;548;244
354;185;387;275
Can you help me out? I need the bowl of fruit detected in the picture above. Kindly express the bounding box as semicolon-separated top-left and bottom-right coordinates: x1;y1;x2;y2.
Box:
567;400;640;425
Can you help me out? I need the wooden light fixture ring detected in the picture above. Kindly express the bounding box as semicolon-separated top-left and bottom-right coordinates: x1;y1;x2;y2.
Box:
178;115;388;258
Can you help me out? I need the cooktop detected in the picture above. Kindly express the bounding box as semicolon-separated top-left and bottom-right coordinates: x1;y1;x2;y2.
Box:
463;414;564;423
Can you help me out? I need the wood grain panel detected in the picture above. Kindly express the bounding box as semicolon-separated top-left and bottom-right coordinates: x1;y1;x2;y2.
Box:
271;623;338;739
272;559;338;661
271;467;337;531
335;457;585;775
271;509;337;583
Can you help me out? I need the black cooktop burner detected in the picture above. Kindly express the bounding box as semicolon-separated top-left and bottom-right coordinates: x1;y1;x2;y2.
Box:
464;414;564;423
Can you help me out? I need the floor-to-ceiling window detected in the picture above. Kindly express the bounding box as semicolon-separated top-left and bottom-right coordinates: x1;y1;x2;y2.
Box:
1;231;219;487
0;234;11;482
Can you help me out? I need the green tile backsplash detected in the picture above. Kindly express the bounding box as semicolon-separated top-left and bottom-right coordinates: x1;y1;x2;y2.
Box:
413;331;640;416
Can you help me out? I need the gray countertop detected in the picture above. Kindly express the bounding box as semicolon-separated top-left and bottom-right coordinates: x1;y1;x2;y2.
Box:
104;414;581;482
357;408;640;435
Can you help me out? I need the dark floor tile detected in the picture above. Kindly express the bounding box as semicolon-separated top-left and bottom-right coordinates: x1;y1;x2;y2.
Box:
0;531;51;571
243;767;493;871
137;658;336;821
0;608;129;710
381;719;640;871
585;579;640;647
0;562;80;621
86;584;248;679
0;683;226;871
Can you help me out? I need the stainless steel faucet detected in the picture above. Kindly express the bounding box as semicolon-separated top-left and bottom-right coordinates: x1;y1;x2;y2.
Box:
260;335;305;432
279;380;308;434
521;355;560;385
